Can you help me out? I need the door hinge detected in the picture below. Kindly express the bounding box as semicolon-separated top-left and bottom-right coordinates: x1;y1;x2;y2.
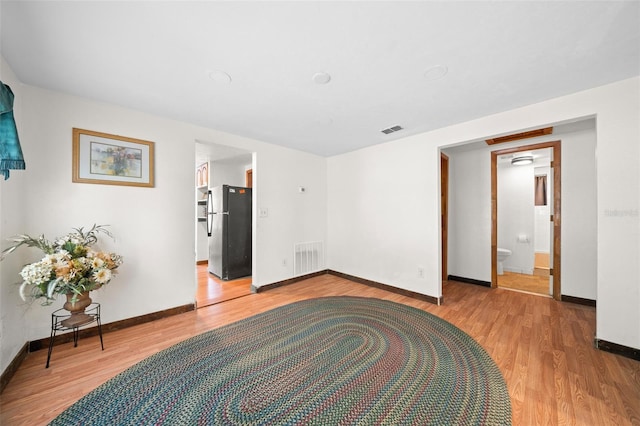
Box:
550;214;554;222
550;268;554;276
550;161;555;168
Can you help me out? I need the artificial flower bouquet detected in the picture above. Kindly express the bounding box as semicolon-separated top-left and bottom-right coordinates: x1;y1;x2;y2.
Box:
1;224;123;304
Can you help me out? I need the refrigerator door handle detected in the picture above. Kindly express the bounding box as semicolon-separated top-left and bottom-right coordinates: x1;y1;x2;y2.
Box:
206;190;213;237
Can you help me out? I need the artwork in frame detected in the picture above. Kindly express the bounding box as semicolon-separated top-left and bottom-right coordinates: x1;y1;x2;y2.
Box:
72;128;155;187
196;162;208;187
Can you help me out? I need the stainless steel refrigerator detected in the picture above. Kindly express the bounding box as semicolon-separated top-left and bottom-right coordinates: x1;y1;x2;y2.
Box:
206;185;252;280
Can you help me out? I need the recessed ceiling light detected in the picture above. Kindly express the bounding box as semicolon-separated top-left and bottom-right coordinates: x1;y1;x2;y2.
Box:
209;70;232;84
424;65;448;81
312;72;331;85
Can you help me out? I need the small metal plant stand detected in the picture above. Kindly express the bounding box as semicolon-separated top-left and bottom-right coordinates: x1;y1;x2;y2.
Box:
47;303;103;368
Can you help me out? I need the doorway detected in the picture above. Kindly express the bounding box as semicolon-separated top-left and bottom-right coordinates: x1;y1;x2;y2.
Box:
195;141;255;308
491;141;561;300
196;264;252;306
441;153;449;281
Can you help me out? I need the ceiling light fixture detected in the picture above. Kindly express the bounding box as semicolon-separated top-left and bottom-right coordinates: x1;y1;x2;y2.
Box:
511;155;534;166
312;72;332;85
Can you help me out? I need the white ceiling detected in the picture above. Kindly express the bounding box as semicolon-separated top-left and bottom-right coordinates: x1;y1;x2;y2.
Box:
2;1;638;157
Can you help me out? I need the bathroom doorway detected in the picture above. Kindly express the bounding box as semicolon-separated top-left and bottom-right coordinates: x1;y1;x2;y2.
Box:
491;141;561;300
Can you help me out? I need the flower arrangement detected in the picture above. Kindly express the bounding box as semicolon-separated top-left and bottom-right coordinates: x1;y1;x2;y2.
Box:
1;224;123;305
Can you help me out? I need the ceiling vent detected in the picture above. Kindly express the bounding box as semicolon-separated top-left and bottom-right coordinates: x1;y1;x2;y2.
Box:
381;125;403;135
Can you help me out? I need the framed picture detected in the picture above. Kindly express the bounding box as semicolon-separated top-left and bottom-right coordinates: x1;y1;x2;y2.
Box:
72;128;155;187
196;162;208;187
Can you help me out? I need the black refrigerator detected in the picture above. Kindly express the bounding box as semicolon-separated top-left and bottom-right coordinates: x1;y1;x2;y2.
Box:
207;185;252;280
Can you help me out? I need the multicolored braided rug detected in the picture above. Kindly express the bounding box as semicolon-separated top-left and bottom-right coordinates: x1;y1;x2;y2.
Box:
50;297;511;425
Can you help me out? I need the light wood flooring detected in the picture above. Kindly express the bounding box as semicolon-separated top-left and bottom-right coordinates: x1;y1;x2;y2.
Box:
498;271;551;296
195;263;252;308
1;276;639;425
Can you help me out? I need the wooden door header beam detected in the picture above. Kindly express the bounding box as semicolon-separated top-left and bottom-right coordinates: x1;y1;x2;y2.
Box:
486;127;553;145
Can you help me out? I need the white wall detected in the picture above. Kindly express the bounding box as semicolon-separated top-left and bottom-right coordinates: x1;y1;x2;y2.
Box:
497;160;552;273
12;86;199;348
329;77;638;350
0;57;29;374
1;66;636;376
328;139;442;298
593;80;639;349
562;130;597;299
257;147;327;282
498;162;535;274
210;160;250;188
0;69;327;373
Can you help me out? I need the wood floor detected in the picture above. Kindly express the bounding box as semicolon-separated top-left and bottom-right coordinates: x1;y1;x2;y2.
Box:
498;271;551;296
1;276;639;425
195;263;252;308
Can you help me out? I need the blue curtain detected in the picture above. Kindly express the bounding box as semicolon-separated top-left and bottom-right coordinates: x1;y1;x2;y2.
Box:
0;81;25;180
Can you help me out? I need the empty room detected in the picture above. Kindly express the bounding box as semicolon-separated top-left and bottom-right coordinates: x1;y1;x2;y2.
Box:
1;2;639;425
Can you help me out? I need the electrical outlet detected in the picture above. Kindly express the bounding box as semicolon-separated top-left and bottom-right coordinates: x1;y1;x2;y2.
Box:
417;267;424;279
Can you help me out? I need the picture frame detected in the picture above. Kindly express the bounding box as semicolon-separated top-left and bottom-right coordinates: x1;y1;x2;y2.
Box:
196;162;208;187
72;128;155;187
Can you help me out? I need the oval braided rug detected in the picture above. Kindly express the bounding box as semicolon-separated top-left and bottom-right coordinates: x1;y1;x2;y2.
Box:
50;297;511;425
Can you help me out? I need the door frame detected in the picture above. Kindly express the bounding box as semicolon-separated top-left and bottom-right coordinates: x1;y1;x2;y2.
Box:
491;140;562;300
440;153;449;281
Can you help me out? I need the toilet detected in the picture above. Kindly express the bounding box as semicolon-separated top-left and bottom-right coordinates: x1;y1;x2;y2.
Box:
497;248;512;275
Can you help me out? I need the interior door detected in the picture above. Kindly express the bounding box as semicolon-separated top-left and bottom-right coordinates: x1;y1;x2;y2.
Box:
441;153;449;281
546;153;552;295
548;151;556;297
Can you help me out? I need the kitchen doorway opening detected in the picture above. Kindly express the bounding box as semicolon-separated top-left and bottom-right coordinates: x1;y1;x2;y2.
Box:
195;141;255;308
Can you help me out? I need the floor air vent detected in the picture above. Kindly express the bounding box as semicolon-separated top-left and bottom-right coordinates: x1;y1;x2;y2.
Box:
294;241;324;276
